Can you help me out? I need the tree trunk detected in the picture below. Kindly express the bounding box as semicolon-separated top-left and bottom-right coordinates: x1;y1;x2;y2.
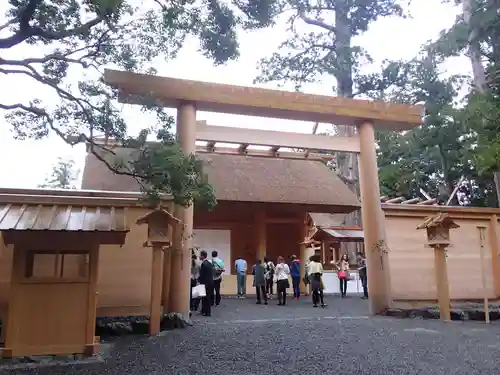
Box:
333;4;361;258
463;0;500;206
334;2;357;202
463;0;487;92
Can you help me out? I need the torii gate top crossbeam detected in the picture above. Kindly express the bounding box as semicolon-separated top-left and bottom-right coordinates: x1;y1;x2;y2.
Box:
104;69;423;131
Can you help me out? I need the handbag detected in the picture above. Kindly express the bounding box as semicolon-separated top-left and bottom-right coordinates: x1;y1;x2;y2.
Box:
192;284;206;299
338;270;348;279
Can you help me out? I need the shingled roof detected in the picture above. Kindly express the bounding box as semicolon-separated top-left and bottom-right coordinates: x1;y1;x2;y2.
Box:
81;148;360;211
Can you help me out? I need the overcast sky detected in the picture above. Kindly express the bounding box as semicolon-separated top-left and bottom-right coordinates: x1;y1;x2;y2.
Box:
0;0;467;189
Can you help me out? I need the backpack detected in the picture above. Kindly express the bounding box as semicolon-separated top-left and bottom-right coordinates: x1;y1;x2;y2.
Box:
212;259;223;277
265;262;275;278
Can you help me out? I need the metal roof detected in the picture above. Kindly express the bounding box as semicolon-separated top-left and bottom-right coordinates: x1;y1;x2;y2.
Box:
0;204;128;232
310;227;364;242
323;228;364;240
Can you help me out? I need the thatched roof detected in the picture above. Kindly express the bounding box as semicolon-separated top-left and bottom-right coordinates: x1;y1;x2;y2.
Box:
81;148;360;211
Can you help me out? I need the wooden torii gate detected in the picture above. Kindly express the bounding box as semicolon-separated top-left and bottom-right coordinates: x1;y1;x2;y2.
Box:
104;69;423;316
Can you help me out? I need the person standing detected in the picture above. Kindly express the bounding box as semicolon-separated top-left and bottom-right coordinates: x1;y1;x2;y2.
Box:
252;259;268;305
336;254;350;298
190;250;201;315
264;256;275;298
308;255;326;308
211;250;225;306
234;256;247;298
275;256;290;306
198;250;214;316
290;255;301;300
357;251;368;299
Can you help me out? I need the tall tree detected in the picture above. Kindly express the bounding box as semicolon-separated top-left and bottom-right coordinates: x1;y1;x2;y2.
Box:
366;51;496;207
432;0;500;205
0;0;279;208
38;157;79;189
255;0;405;226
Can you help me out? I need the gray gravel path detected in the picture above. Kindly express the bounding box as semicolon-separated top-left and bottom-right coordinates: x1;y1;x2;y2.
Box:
3;295;500;375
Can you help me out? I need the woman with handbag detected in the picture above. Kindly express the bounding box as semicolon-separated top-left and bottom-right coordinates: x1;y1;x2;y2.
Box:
308;255;326;308
336;254;350;298
274;256;290;306
264;256;275;298
190;251;201;315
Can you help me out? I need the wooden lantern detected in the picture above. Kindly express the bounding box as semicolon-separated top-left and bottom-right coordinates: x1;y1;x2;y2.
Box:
136;207;180;335
416;212;459;247
416;213;460;322
136;208;180;247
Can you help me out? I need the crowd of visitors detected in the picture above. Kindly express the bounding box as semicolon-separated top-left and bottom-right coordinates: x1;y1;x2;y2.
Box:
190;250;368;316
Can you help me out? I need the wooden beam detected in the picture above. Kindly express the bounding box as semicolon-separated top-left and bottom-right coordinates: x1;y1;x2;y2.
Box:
401;197;421;204
255;211;266;261
104;69;423;131
446;175;465;206
149;246;163;334
196;123;361;153
418;198;437;205
420;188;433;200
195;145;335;161
385;197;406;204
489;215;500;298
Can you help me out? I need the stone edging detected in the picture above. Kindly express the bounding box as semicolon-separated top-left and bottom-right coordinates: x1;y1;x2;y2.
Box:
384;307;500;321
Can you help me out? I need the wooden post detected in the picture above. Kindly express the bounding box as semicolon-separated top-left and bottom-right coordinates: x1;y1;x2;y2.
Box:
161;225;173;311
150;246;163;334
169;101;196;319
489;215;500;298
84;246;100;356
256;211;266;261
357;121;390;314
434;245;451;321
478;226;490;324
299;214;308;292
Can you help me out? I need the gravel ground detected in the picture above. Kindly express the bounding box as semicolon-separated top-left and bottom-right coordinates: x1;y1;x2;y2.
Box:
3;294;500;375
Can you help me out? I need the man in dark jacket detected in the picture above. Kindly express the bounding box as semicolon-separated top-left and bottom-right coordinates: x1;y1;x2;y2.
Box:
290;255;301;300
199;250;214;316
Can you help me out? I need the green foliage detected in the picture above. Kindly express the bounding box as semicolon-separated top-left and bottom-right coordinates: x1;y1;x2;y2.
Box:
254;0;497;206
427;0;500;205
255;0;405;95
371;52;495;206
1;0;279;209
38;157;79;189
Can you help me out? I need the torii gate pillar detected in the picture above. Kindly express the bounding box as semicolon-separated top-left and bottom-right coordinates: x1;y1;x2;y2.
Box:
358;121;391;314
169;101;196;319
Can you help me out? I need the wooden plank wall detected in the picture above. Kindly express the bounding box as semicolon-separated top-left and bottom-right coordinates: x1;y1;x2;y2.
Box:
384;208;499;301
0;205;499;318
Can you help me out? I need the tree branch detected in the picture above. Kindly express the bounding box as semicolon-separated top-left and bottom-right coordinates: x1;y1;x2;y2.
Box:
0;14;105;49
0;17;18;32
298;11;336;33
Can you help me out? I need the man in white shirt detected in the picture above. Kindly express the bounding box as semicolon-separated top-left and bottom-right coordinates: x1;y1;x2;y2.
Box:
211;250;225;306
234;257;247;298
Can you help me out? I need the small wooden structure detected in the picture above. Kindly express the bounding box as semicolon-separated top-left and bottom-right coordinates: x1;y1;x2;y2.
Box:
417;213;459;321
308;226;364;268
136;208;179;334
0;203;128;358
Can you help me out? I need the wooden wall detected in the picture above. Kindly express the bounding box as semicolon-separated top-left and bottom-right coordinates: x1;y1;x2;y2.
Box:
1;202;500;317
384;206;500;301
